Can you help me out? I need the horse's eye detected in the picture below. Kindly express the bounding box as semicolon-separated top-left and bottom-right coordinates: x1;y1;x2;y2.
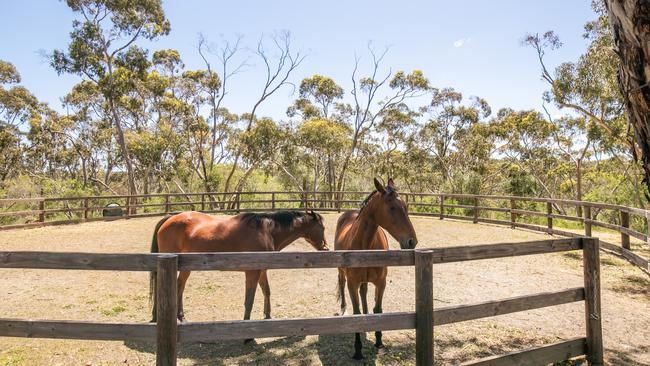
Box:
390;206;396;211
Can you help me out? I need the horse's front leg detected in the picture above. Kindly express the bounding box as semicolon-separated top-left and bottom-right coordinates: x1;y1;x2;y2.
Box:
360;283;369;314
243;270;262;344
373;277;386;349
347;278;364;360
258;270;271;319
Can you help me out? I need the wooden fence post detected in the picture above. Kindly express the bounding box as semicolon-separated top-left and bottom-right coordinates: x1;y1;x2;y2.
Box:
125;197;131;218
156;254;178;366
271;193;276;210
620;211;630;250
83;198;89;220
38;199;45;223
415;249;434;366
546;202;553;234
473;197;478;224
165;195;170;213
582;237;603;366
510;199;516;229
439;195;444;220
236;193;241;213
200;194;205;212
584;206;592;237
405;194;410;212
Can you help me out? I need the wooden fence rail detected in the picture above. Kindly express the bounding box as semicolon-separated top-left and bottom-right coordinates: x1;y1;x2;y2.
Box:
0;237;602;365
0;191;646;275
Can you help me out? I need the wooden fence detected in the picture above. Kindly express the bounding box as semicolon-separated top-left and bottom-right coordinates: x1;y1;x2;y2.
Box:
0;190;648;274
0;237;602;365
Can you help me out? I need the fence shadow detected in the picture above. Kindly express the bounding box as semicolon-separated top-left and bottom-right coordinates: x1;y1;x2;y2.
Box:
124;332;419;365
125;336;308;365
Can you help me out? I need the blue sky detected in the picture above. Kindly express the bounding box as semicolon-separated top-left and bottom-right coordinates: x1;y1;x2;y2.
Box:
0;1;596;120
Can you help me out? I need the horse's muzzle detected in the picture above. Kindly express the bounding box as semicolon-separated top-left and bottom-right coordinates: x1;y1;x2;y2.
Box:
400;237;418;249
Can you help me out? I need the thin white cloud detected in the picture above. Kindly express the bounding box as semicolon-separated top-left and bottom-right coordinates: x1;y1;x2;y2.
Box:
453;38;470;48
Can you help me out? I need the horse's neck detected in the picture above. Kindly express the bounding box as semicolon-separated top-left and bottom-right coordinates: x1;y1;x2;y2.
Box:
349;205;379;250
271;226;303;251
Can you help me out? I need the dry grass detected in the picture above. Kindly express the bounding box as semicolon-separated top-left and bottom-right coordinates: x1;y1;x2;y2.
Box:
0;214;649;365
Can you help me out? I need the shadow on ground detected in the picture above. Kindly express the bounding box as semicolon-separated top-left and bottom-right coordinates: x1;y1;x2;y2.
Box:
124;332;417;365
124;332;649;365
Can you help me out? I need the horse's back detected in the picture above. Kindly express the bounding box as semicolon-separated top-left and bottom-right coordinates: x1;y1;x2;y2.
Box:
157;211;272;253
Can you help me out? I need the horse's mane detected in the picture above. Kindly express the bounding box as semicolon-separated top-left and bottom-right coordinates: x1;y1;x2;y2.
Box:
359;186;396;213
239;210;322;229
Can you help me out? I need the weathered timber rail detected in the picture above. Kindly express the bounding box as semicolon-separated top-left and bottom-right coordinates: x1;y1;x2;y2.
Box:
0;237;603;365
0;190;648;274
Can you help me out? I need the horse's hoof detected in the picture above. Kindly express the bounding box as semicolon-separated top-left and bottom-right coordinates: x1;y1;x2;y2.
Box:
352;353;364;361
244;338;256;344
374;342;385;349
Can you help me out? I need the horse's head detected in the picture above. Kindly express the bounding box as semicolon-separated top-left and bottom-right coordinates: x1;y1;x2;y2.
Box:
302;210;329;251
369;178;418;249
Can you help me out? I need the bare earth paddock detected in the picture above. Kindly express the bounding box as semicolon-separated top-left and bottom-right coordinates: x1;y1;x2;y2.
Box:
0;214;649;365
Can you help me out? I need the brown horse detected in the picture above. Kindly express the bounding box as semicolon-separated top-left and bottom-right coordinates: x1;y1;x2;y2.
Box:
335;178;418;360
149;210;328;327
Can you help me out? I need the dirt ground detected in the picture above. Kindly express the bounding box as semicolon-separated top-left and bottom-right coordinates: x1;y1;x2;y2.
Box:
0;214;648;365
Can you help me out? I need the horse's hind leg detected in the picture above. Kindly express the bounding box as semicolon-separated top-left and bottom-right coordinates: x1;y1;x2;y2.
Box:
258;270;271;319
337;269;347;315
373;278;386;349
347;279;364;360
177;271;191;322
360;283;369;314
243;270;262;344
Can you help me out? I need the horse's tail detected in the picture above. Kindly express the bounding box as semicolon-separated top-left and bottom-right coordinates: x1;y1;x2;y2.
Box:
149;215;174;308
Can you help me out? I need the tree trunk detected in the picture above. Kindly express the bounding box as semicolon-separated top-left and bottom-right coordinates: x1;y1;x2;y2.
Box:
108;97;137;197
606;0;650;197
576;159;583;218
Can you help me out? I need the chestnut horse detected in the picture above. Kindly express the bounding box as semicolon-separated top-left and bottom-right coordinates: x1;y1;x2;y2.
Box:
149;210;328;326
335;178;418;360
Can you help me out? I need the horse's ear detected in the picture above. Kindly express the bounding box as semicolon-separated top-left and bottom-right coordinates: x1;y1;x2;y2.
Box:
374;178;386;194
309;210;317;219
387;178;395;189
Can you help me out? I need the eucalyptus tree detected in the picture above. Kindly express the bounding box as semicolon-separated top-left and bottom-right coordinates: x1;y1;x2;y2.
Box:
222;32;306;195
287;74;344;120
605;0;650;196
489;109;560;199
334;47;430;192
416;88;491;190
0;60;40;182
51;0;171;196
295;118;350;193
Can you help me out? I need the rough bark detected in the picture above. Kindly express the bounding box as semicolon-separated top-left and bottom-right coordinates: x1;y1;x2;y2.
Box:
606;0;650;196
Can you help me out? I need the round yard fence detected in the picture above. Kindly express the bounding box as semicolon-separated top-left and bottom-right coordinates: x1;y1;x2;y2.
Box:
0;191;647;274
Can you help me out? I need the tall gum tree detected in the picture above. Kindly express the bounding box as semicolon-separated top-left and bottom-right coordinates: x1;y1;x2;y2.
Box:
605;0;650;198
51;0;170;197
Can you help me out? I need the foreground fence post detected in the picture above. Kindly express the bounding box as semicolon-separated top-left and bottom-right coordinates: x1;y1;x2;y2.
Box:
156;254;178;366
546;202;553;234
415;249;434;366
584;206;592;237
582;237;603;366
620;211;630;250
